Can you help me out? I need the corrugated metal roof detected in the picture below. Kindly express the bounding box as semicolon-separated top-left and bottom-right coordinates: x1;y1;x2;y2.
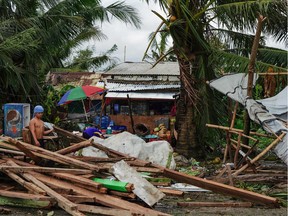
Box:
106;92;176;100
106;82;180;92
103;62;179;76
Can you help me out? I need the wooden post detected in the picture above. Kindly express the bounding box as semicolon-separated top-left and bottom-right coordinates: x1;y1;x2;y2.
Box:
127;94;135;134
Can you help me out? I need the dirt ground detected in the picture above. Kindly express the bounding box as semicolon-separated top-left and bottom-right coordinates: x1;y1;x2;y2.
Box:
3;191;287;216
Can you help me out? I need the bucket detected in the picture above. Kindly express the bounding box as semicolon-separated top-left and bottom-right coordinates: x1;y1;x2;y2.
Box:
134;124;150;136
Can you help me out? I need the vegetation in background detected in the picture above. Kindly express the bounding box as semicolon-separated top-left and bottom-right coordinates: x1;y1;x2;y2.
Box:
0;0;141;104
41;85;74;124
64;45;119;72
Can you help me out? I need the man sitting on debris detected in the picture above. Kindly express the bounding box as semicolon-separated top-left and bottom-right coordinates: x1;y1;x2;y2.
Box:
83;126;104;139
29;105;54;148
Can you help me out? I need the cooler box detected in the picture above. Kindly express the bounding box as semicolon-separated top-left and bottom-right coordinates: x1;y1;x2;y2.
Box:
4;103;30;138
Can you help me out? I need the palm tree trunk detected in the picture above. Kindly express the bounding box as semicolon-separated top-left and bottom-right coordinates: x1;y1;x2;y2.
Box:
174;58;202;158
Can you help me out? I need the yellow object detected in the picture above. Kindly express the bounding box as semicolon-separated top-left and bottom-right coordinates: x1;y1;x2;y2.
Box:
212;157;221;164
154;127;160;132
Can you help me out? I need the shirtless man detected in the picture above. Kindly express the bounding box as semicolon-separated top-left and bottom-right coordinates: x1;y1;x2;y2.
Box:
29;105;53;148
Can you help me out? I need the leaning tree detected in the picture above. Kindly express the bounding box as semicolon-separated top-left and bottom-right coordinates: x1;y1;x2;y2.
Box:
143;0;287;158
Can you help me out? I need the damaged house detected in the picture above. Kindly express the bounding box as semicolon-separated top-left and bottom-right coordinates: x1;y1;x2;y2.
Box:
101;62;180;132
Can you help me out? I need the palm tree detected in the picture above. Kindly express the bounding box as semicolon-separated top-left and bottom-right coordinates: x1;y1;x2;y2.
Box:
65;45;119;71
143;0;287;158
144;29;177;62
0;0;141;103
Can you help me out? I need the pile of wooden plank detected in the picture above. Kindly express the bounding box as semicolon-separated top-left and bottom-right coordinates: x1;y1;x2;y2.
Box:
0;126;281;215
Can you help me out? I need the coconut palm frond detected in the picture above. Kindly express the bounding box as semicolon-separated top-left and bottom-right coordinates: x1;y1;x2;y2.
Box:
210;28;266;51
178;2;210;51
258;47;288;68
102;1;141;28
213;0;286;33
210;49;287;74
151;48;175;67
143;21;165;61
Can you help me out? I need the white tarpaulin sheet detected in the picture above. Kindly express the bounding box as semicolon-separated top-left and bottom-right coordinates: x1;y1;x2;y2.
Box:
81;131;176;169
208;73;287;164
208;73;258;105
257;86;288;117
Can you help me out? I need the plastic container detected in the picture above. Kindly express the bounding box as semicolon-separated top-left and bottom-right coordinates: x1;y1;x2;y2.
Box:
109;120;115;127
106;126;112;134
94;115;111;129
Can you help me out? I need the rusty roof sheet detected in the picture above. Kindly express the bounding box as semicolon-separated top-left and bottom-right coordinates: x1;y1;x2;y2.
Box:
46;71;102;88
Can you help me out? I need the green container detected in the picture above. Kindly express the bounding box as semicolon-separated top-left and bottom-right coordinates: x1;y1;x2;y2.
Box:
93;178;129;192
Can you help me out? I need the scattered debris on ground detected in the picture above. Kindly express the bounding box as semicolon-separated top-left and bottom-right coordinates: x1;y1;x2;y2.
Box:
0;126;286;215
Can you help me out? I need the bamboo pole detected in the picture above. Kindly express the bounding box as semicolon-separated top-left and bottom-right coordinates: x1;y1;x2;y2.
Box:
230;139;251;149
257;72;288;75
206;124;270;139
243;15;266;145
233;133;286;176
224;102;238;163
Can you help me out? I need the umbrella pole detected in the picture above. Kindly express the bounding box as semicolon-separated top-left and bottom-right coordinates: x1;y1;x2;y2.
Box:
82;99;88;122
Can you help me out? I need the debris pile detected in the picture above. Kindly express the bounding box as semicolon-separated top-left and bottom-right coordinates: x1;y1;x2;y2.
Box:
0;126;282;215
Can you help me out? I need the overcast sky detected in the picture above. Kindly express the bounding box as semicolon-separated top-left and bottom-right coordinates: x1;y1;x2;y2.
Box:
86;0;165;63
82;0;286;66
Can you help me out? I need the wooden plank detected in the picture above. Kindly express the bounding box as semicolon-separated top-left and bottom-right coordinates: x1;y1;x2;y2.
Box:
177;201;253;207
0;142;69;165
0;166;92;175
0;166;46;195
54;126;86;142
0;190;54;201
133;167;163;173
65;195;95;204
72;183;107;194
0;196;53;208
1;137;101;172
51;172;102;189
56;140;92;155
161;168;279;207
90;142;125;158
108;191;136;199
77;204;132;216
31;172;171;216
6;160;84;216
14;140;41;163
71;156;133;163
0;148;25;156
158;188;184;196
